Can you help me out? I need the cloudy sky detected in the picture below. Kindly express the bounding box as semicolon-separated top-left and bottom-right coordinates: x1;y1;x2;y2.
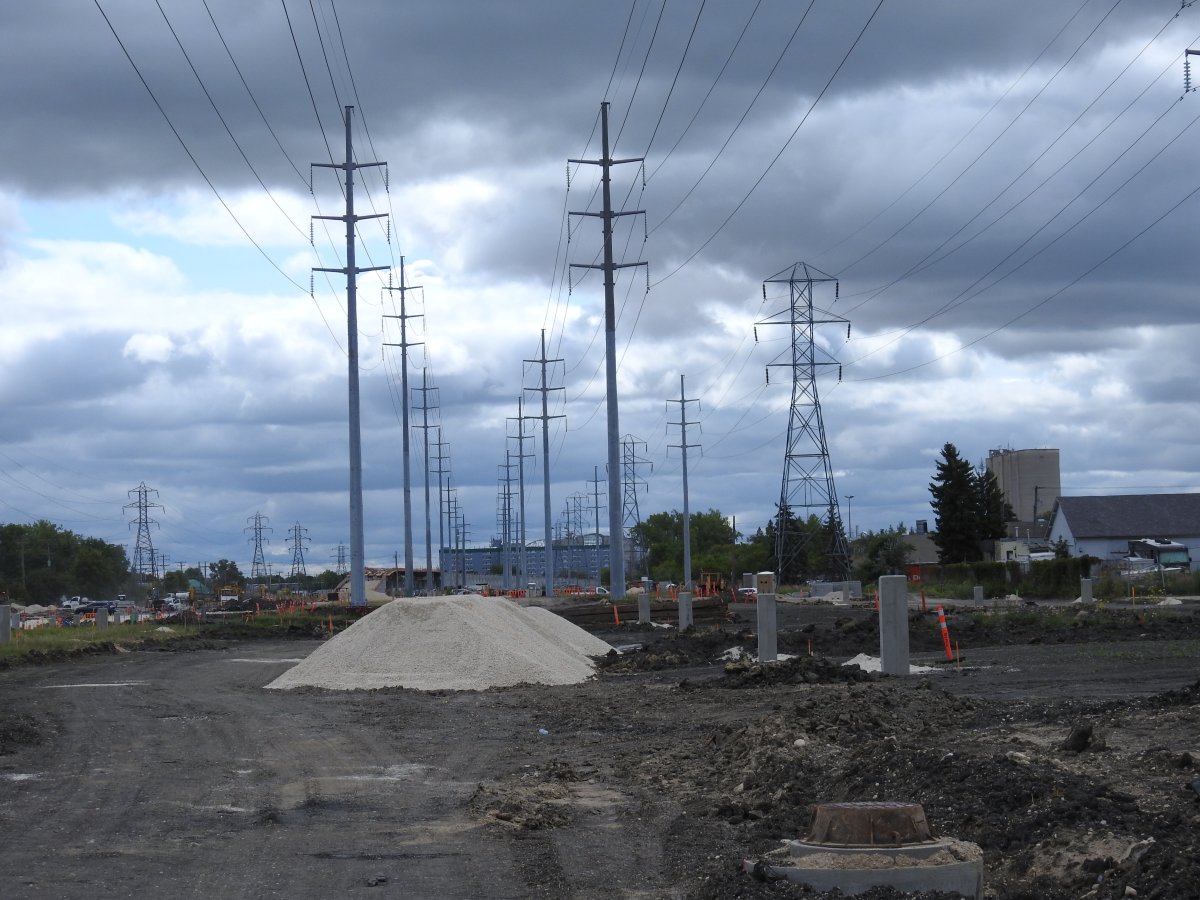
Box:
2;0;1198;579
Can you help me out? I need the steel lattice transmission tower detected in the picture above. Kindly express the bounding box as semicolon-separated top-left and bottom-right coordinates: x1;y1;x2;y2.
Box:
287;522;310;580
124;482;163;581
756;262;850;582
245;512;273;581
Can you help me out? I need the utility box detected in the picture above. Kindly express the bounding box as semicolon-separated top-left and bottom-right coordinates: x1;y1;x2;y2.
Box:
755;571;777;593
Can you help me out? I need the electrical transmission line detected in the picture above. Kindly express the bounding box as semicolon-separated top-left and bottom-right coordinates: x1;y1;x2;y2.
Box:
124;482;163;581
756;263;849;582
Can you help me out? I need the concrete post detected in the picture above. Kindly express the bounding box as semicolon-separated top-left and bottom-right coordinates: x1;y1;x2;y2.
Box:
96;608;109;629
878;576;910;676
757;592;778;662
637;592;651;624
972;585;984;606
1080;577;1093;603
0;604;10;643
677;591;693;631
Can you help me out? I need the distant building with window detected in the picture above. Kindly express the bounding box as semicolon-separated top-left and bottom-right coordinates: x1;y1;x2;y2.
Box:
439;534;611;591
1045;493;1200;567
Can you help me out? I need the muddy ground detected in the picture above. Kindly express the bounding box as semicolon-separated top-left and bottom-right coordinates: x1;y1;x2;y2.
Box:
0;601;1197;899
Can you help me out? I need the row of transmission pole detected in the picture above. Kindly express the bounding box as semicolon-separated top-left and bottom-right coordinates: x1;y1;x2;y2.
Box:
313;102;850;604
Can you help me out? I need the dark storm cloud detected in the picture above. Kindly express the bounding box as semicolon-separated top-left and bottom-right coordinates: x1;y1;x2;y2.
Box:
5;0;1200;561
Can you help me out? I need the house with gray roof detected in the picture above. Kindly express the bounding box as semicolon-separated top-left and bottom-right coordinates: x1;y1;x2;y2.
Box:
1044;494;1200;565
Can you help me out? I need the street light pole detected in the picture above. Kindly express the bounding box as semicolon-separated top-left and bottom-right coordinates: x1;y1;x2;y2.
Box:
844;495;854;540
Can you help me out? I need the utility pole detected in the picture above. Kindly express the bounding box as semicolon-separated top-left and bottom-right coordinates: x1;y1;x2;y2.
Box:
287;522;310;580
383;258;422;596
756;262;850;583
446;484;460;588
667;375;701;590
312;105;388;608
433;431;451;590
457;512;470;588
496;453;516;595
524;329;565;595
508;396;535;591
570;492;587;583
412;369;438;593
245;513;272;582
621;434;652;575
445;490;459;588
587;467;606;585
569;101;647;599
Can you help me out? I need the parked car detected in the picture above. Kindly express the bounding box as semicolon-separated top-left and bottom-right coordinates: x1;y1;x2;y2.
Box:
737;586;758;599
77;600;117;616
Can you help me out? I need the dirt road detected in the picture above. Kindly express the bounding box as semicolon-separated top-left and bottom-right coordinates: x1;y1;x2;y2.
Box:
2;604;1199;899
3;640;744;898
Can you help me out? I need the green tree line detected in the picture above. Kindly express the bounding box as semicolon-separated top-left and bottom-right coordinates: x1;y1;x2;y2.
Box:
629;507;845;586
0;520;130;603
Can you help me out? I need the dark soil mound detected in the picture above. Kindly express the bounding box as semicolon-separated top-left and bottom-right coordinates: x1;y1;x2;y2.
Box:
716;654;881;689
1149;676;1200;707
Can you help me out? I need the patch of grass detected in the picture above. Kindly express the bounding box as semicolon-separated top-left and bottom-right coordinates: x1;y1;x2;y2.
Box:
0;621;201;667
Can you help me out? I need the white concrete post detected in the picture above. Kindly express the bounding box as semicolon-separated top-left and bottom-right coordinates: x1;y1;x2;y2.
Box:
878;576;910;676
677;591;693;630
757;593;777;662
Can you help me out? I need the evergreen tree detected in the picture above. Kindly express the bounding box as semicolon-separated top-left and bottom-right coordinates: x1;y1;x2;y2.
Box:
929;442;982;563
974;467;1009;541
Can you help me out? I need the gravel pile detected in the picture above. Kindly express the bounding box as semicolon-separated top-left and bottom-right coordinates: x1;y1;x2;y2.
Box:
265;596;613;692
